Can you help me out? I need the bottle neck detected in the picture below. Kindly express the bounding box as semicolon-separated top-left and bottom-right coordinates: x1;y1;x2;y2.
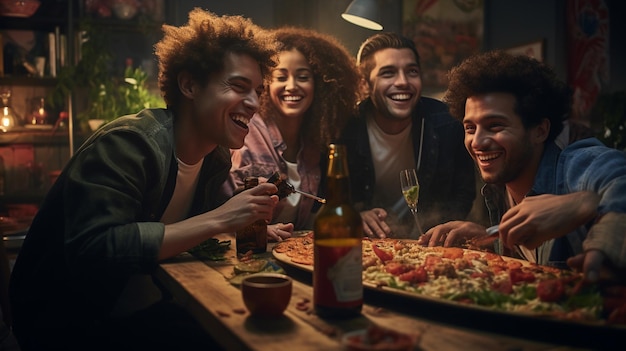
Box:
325;144;352;206
325;174;351;205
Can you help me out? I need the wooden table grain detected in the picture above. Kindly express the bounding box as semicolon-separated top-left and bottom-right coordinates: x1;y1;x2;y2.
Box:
153;234;601;351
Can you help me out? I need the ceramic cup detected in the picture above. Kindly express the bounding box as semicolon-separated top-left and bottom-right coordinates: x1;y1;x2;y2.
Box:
241;273;292;317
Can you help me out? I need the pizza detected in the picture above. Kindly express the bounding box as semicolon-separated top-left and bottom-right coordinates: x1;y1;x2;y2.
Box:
273;232;626;326
273;232;314;265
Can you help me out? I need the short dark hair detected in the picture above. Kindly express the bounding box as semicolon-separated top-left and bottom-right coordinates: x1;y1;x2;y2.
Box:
444;50;571;142
356;32;421;80
155;8;277;111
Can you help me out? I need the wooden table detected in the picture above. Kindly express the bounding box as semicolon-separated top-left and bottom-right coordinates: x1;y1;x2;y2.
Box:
153;234;613;351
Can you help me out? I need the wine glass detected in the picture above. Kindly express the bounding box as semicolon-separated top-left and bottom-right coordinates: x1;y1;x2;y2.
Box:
400;169;424;236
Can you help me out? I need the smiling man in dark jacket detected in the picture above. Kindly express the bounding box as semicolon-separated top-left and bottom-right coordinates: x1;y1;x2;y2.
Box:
340;32;476;239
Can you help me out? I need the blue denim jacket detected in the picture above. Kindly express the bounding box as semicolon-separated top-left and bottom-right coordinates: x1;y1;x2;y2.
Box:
484;138;626;268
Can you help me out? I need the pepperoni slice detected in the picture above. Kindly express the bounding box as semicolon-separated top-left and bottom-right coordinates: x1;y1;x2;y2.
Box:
509;268;536;284
372;244;394;263
536;279;565;302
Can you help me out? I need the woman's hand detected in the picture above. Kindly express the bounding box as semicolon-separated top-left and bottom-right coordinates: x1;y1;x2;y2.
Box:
268;222;294;242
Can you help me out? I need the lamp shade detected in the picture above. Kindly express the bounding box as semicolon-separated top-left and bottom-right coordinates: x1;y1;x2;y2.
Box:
341;0;383;31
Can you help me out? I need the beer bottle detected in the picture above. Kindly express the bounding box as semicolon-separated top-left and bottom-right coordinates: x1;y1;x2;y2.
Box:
313;144;363;318
236;177;268;255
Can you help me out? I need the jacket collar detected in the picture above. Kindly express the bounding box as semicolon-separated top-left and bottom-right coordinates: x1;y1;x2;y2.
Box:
529;141;561;196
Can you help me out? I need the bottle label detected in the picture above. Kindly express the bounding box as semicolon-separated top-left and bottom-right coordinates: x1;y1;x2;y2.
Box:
314;239;363;306
236;221;267;254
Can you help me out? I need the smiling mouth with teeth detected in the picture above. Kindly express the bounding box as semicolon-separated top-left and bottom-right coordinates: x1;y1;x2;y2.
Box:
476;153;501;161
282;95;302;102
231;115;250;129
389;93;412;101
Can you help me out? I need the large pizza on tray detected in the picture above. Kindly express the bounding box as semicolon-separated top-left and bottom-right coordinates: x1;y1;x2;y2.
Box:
273;232;626;326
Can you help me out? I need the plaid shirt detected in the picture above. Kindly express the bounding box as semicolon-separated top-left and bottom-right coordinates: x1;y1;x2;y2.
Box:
225;115;324;230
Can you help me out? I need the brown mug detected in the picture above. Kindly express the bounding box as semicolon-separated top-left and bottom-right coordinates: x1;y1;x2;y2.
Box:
241;273;292;317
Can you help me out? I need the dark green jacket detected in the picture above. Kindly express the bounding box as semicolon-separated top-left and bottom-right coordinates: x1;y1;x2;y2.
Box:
9;108;231;347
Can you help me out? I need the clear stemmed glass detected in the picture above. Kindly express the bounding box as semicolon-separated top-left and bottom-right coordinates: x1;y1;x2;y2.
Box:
400;169;424;236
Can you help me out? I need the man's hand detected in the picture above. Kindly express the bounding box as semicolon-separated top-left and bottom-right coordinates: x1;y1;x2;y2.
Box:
499;192;599;250
361;208;391;238
567;250;626;284
213;183;279;230
418;221;487;247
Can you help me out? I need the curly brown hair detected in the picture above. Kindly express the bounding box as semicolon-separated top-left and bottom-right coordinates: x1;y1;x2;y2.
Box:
155;8;277;112
259;27;360;150
444;50;571;142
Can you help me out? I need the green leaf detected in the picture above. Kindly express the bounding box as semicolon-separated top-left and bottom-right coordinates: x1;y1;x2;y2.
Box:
188;238;231;261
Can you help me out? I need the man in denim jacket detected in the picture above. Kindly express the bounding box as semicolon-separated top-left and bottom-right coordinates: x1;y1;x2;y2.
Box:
340;33;476;239
9;9;278;350
420;51;626;283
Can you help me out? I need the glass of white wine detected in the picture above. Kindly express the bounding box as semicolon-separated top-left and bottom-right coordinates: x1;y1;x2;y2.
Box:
400;169;424;236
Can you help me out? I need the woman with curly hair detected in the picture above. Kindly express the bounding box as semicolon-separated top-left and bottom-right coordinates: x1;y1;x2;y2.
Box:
225;27;360;239
10;9;277;350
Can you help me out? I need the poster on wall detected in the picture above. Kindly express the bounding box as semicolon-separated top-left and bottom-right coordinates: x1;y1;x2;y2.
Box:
566;0;609;123
505;39;545;62
402;0;484;93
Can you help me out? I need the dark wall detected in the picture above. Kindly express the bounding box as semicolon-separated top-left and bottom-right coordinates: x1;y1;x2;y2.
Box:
171;0;400;56
484;0;625;92
484;0;567;78
172;0;276;28
171;0;624;91
606;0;625;91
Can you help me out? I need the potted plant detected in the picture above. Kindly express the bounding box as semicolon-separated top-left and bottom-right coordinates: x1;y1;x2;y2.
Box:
48;20;165;132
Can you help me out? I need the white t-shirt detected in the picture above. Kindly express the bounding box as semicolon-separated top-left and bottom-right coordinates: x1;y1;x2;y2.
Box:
367;116;416;236
274;160;301;224
160;157;204;224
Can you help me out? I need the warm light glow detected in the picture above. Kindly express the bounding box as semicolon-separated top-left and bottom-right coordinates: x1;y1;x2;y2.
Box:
1;106;18;130
341;13;383;30
2;107;10;127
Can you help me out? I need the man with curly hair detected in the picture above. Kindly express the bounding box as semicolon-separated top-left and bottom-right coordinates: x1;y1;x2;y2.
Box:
420;51;626;283
9;9;278;350
340;32;476;239
225;27;361;238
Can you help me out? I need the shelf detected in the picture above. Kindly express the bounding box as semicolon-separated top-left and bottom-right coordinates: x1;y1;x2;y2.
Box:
0;0;72;31
0;76;58;87
0;128;69;145
81;17;163;33
0;16;67;31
